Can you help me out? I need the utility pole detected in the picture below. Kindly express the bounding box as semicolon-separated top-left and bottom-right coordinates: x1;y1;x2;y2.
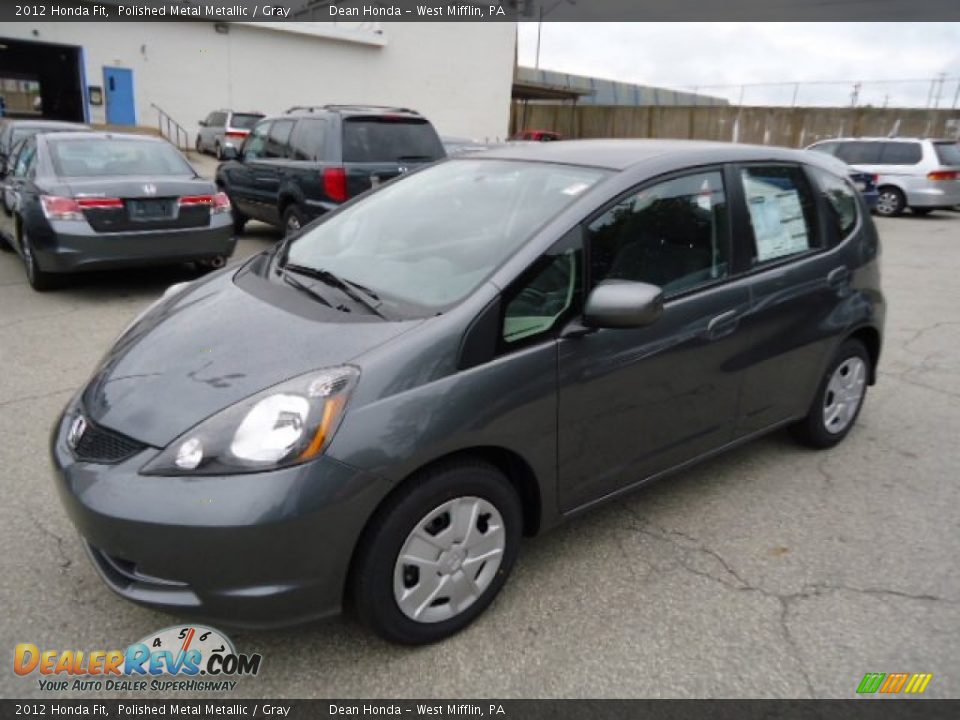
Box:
953;78;960;110
932;72;947;109
850;82;861;108
534;6;543;69
791;83;800;107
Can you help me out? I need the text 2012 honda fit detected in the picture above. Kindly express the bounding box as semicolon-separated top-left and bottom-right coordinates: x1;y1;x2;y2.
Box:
52;140;884;644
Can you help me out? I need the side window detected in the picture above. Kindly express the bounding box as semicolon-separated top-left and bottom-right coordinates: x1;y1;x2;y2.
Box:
740;165;819;265
204;112;217;126
265;119;295;159
880;142;922;165
587;170;729;296
289;119;327;161
811;167;859;239
501;234;582;346
835;142;882;165
13;139;37;177
213;112;227;127
242;121;271;161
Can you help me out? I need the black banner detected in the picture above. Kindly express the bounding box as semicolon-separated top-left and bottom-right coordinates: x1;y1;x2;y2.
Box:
2;700;960;719
2;0;959;23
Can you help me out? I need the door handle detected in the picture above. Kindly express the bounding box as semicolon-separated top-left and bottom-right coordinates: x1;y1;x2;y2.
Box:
827;266;851;289
706;309;740;340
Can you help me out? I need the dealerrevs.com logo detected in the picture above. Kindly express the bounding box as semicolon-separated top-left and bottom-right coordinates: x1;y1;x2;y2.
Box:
14;625;262;693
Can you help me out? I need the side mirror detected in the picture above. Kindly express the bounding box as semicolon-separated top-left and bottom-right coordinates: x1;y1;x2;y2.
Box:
583;280;663;329
220;146;239;161
198;120;207;127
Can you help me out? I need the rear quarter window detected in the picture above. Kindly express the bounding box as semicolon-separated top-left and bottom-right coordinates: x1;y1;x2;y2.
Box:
835;142;882;165
810;166;859;239
342;117;445;163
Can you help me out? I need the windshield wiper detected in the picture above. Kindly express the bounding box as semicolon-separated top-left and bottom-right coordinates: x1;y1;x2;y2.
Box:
279;270;334;309
396;155;434;162
283;263;387;319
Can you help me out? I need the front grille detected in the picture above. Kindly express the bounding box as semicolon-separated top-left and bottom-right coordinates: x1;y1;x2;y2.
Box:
73;420;145;464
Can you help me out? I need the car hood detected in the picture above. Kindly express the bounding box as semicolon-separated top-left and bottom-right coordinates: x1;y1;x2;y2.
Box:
81;268;421;448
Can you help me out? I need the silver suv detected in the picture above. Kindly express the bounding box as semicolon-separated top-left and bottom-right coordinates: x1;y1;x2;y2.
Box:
196;110;264;160
807;137;960;217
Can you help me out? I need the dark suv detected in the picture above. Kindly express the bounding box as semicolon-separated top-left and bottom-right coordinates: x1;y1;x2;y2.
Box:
215;105;446;235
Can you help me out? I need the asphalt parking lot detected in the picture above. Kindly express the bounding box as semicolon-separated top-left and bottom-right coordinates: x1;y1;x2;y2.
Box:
1;201;958;699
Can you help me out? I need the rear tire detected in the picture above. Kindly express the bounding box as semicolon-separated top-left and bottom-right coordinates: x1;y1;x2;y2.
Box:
215;142;224;161
792;339;870;449
875;186;905;217
195;136;203;154
21;228;60;292
352;460;522;645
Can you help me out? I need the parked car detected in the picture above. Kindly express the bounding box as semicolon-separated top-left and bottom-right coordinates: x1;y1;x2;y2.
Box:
216;105;446;237
195;110;264;160
441;135;495;156
511;129;563;142
806;137;960;216
52;140;883;644
808;151;879;210
0;119;89;174
0;132;236;290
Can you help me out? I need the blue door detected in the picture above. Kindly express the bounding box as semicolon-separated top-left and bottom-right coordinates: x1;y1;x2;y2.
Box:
103;67;135;125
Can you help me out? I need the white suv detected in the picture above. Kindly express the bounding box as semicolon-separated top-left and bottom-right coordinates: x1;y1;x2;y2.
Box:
807;137;960;217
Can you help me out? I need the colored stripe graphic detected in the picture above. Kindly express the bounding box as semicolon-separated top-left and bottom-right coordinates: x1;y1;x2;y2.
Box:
857;673;886;694
857;672;932;694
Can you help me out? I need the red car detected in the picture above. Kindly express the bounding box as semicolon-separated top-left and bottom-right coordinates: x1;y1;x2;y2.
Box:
512;129;562;142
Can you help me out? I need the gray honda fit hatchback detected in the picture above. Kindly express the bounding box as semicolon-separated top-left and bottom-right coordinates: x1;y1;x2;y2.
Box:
51;140;884;644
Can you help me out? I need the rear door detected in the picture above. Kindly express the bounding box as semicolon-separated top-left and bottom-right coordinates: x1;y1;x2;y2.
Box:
732;162;848;435
557;168;750;510
339;115;445;197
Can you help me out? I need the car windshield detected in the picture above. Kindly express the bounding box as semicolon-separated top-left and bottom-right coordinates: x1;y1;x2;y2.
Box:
50;138;194;177
934;142;960;166
284;159;610;314
230;113;263;130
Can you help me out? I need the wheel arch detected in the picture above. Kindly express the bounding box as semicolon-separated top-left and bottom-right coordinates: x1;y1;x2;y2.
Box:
847;325;881;385
342;444;543;612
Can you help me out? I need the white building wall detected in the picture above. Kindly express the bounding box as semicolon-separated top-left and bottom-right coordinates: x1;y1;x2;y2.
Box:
3;22;516;141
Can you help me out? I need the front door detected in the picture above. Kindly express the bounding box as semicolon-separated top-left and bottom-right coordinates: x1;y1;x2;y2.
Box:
103;67;135;126
557;168;750;511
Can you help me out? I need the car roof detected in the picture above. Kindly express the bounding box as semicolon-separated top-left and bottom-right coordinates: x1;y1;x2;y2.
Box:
811;137;952;143
4;120;89;131
475;138;818;171
38;131;169;143
281;105;425;119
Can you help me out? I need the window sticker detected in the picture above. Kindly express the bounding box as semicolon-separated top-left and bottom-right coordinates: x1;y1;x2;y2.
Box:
743;175;810;262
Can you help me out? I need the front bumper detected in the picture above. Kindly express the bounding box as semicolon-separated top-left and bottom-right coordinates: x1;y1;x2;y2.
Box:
34;220;236;274
50;404;390;628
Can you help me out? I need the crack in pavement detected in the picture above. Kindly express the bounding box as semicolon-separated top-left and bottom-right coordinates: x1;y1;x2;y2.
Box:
616;504;957;697
28;514;72;571
0;386;77;409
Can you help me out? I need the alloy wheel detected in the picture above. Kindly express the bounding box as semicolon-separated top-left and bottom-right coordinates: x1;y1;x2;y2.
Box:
876;190;901;216
393;496;506;624
823;357;867;434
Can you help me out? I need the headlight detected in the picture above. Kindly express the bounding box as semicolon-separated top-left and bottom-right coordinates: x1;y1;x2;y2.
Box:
141;366;359;476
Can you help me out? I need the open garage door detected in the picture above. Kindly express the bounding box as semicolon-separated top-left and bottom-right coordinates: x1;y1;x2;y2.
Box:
0;37;86;122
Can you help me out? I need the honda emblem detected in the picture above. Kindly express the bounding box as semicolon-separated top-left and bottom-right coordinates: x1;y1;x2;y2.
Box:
143;183;157;196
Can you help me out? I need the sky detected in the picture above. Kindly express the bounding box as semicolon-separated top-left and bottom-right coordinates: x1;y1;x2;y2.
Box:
516;23;960;108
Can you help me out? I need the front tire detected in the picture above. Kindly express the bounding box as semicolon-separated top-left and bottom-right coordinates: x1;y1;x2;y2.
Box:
793;339;870;448
875;186;905;217
352;460;522;645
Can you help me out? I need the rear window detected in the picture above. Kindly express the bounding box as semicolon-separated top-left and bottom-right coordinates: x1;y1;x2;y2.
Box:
934;142;960;166
342;117;445;163
50;139;193;177
230;113;263;130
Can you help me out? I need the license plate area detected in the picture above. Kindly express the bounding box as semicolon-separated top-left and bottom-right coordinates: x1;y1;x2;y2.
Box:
128;199;177;221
